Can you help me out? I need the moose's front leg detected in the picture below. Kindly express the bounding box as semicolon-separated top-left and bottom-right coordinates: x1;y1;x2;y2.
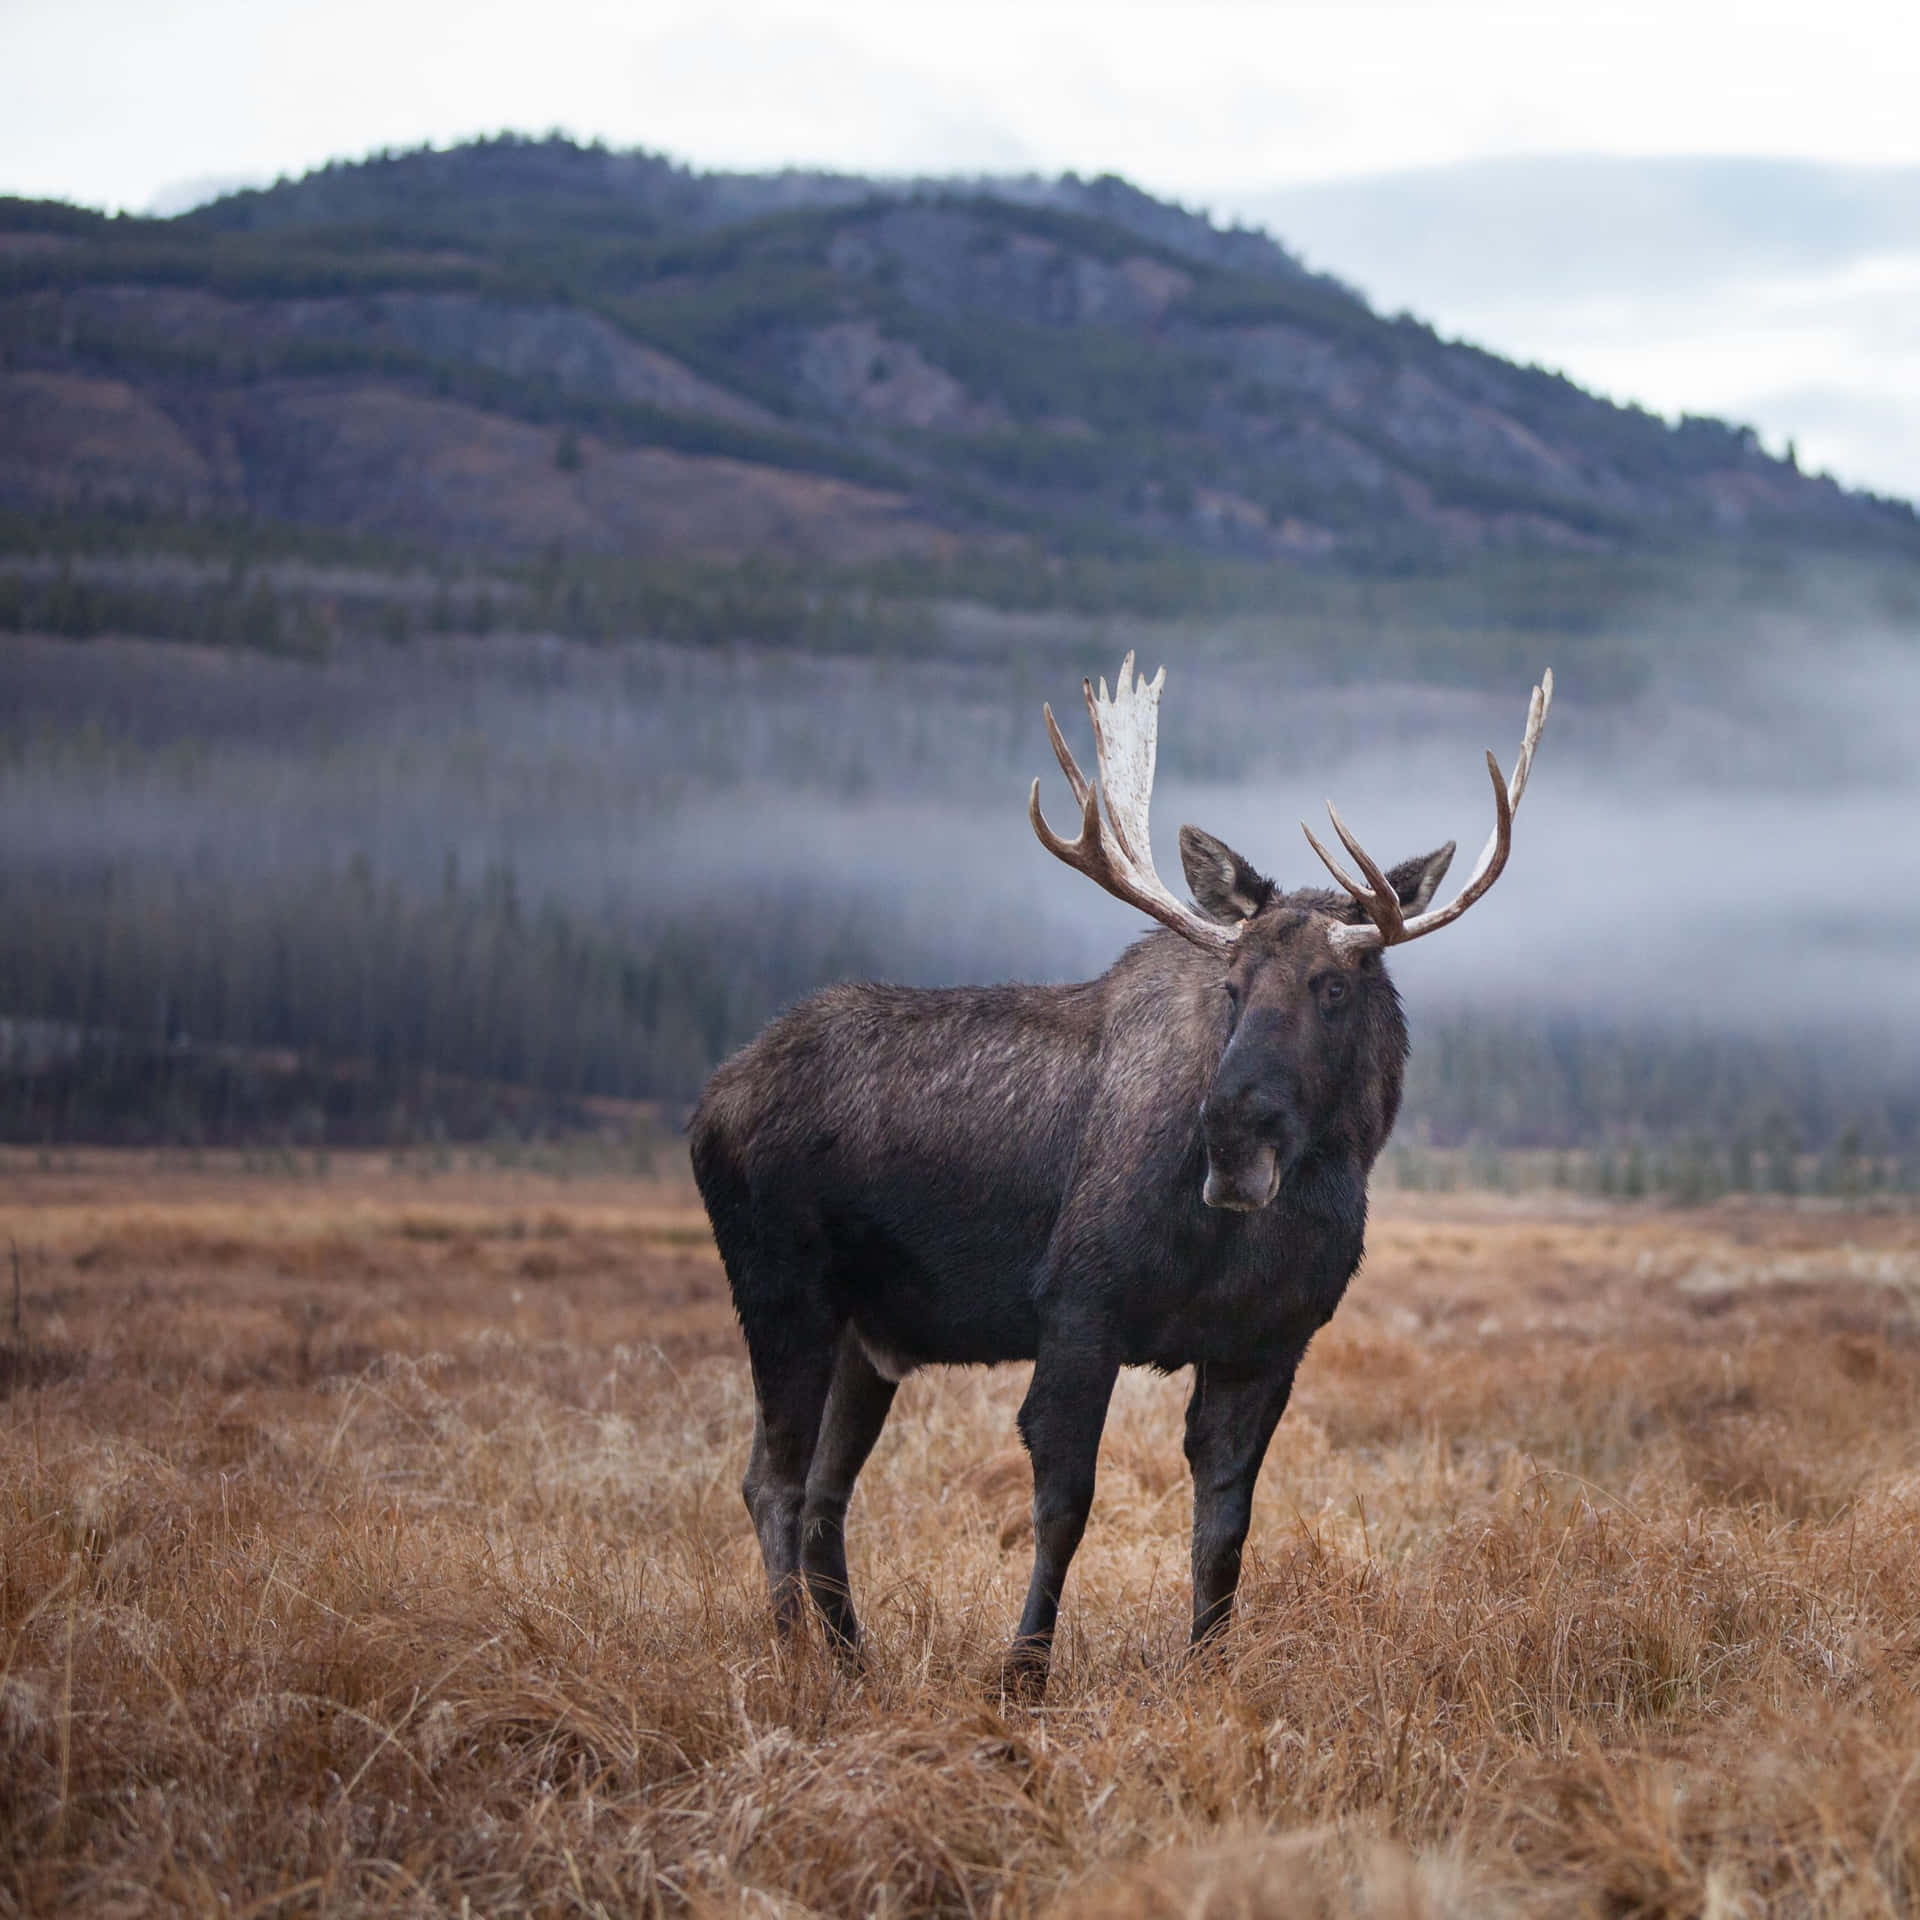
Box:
1184;1356;1302;1646
1005;1323;1118;1698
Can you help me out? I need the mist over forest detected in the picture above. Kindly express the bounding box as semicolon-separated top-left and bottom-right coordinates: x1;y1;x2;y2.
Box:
6;566;1918;1178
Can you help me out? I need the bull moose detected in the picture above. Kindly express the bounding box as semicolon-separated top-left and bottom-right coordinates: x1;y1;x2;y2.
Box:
690;657;1552;1692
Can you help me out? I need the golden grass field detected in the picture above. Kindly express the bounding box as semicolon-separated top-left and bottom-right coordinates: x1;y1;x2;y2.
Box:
5;1151;1920;1917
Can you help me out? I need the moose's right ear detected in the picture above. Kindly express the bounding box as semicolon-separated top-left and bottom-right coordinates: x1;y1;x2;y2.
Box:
1179;826;1275;925
1383;843;1456;917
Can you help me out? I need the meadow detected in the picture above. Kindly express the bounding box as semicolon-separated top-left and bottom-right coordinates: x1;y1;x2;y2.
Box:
4;1152;1920;1916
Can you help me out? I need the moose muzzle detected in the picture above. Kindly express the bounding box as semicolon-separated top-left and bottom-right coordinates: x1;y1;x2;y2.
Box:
1201;1143;1282;1212
1199;1040;1301;1212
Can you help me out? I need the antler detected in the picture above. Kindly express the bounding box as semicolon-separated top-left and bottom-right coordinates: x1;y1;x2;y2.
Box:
1030;653;1238;953
1305;670;1554;954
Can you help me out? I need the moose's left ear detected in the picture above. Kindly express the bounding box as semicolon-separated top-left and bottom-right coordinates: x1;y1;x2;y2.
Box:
1383;843;1456;916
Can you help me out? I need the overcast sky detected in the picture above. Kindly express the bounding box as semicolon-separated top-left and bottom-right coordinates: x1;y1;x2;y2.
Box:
7;0;1920;497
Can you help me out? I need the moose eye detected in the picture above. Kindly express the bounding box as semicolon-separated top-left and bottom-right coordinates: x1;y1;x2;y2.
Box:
1317;975;1349;1010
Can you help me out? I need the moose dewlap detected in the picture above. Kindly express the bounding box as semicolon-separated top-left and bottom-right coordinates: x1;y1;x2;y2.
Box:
689;656;1552;1694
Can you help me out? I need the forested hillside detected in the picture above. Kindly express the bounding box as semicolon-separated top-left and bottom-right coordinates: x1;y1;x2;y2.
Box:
4;133;1916;590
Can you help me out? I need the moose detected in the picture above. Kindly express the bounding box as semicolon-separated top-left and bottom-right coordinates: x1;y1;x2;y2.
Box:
690;657;1552;1692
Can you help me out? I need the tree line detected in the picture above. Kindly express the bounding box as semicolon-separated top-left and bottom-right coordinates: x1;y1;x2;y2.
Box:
3;847;1913;1171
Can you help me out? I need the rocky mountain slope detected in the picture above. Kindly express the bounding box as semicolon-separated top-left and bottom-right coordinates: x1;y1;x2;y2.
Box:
2;134;1914;573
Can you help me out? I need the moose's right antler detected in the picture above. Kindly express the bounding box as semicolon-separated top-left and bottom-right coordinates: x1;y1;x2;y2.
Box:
1305;670;1554;953
1030;653;1238;954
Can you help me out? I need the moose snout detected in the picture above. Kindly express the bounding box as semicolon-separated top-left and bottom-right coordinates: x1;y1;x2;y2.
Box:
1201;1145;1282;1211
1199;1073;1297;1213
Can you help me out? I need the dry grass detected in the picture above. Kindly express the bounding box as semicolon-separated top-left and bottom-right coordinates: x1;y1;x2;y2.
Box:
5;1153;1920;1916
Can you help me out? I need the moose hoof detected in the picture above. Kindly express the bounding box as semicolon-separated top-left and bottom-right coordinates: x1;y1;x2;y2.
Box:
824;1622;869;1672
1000;1638;1052;1702
1184;1630;1232;1677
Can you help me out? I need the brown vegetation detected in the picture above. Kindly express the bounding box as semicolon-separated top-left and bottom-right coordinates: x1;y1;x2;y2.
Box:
4;1153;1920;1914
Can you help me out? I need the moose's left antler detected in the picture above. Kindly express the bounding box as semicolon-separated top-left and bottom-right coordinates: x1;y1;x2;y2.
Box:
1305;670;1554;953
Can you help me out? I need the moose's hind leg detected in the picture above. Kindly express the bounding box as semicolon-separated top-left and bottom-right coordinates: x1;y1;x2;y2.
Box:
800;1331;898;1651
739;1299;841;1634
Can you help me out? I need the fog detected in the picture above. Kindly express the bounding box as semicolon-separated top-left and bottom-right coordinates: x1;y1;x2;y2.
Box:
1170;633;1920;1030
8;607;1919;1013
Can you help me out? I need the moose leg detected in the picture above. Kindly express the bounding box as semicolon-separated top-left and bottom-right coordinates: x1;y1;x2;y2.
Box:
741;1322;840;1634
801;1332;898;1652
1006;1330;1118;1696
1184;1357;1302;1647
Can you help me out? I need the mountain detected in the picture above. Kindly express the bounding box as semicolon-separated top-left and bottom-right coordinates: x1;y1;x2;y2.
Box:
2;133;1915;579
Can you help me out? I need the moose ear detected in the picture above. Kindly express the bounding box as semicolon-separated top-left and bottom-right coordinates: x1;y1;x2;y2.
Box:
1382;843;1456;917
1179;826;1275;925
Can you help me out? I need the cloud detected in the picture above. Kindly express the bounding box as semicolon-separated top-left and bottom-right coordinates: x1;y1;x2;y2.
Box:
624;17;1038;177
1236;156;1920;306
1224;156;1920;503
